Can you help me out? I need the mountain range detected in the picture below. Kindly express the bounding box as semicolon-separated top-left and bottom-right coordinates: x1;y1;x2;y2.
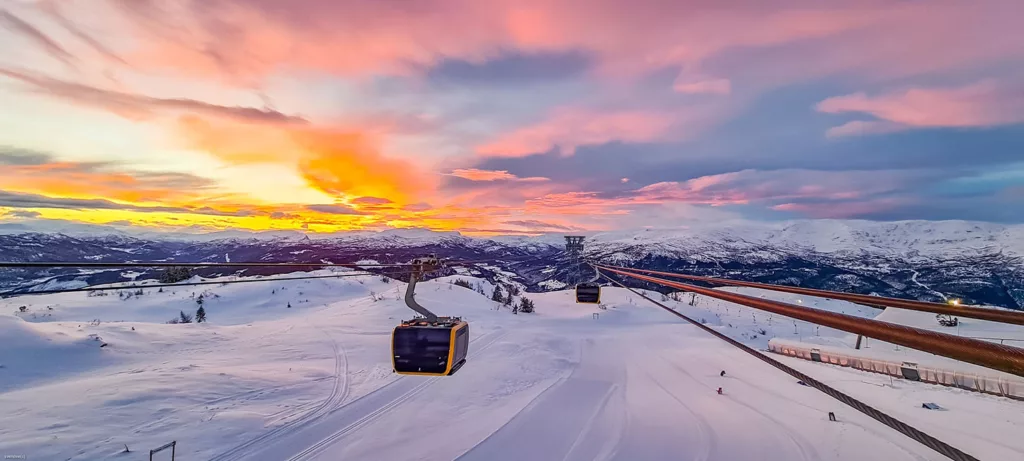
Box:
1;219;1022;310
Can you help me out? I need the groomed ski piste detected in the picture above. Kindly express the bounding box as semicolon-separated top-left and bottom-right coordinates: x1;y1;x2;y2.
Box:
2;270;1023;460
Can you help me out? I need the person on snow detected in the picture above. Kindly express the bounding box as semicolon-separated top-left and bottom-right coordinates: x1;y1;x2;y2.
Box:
717;387;723;395
720;370;726;377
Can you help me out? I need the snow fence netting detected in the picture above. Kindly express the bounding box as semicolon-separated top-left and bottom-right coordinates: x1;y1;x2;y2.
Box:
768;338;1024;399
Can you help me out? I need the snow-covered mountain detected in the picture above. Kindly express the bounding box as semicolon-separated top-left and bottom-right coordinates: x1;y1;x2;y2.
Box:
2;219;1022;309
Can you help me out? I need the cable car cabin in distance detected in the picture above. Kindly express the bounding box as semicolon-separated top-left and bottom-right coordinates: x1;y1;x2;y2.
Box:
392;318;469;376
576;283;601;304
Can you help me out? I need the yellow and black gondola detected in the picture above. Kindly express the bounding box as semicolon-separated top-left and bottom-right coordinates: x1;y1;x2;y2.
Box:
392;317;469;376
576;282;601;304
391;255;471;376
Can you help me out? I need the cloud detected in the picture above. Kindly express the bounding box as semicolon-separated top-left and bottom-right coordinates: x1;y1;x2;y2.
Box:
294;129;434;204
518;168;951;222
770;199;907;219
173;116;434;205
823;120;905;138
402;203;433;212
37;0;127;65
476;108;677;157
0;147;53;166
93;0;913;84
2;209;42;219
304;204;367;215
0;68;308;125
673;76;731;95
502;219;581;231
427;50;592;86
351;196;394;206
0;189;205;214
817;80;1024;137
0;9;76;68
0;149;218;204
448;168;549;182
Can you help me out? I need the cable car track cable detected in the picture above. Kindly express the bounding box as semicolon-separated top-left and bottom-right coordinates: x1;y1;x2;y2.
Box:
595;264;1024;378
598;264;1024;326
0;269;420;298
0;261;412;269
595;267;980;461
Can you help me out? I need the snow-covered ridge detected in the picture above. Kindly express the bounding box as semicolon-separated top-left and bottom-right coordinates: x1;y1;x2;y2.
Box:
3;219;1023;256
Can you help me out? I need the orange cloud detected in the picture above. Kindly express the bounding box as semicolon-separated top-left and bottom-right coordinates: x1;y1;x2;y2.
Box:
477;108;677;157
294;129;435;205
172;113;436;206
0;160;216;205
817;80;1024;136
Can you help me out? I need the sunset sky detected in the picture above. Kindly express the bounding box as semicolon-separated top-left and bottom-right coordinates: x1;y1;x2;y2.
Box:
1;0;1022;235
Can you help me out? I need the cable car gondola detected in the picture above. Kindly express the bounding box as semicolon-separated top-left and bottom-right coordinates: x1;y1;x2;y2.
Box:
391;256;471;376
392;317;469;375
576;282;601;304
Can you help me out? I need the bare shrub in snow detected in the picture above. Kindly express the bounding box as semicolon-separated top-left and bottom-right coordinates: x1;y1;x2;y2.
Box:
179;311;193;324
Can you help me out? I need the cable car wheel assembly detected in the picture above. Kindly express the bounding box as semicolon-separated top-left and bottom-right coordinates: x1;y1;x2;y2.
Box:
391;255;470;376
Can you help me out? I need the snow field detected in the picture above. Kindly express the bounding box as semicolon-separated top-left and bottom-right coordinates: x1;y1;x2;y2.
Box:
0;272;1022;460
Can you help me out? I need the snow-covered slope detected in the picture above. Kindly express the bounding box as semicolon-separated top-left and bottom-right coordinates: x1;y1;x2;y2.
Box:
2;272;1023;461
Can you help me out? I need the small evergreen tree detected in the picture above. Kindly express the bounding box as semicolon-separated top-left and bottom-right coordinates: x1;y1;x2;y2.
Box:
196;306;207;323
491;287;504;304
179;310;193;323
503;292;513;306
519;297;535;313
159;267;192;283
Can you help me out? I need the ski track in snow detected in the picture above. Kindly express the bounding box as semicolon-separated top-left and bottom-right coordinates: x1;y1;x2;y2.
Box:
288;330;511;460
209;323;350;461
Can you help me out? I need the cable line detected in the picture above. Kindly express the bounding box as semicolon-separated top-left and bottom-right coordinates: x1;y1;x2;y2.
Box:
596;268;980;461
0;270;418;298
0;261;410;269
595;264;1024;378
599;264;1024;326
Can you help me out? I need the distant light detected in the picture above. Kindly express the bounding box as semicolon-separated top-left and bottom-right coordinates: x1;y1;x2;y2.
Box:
949;299;960;306
797;299;802;303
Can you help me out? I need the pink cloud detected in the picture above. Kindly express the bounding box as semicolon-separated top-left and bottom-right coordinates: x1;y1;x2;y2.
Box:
771;198;907;218
522;168;937;218
476;108;676;157
6;1;1019;98
673;76;731;95
0;68;308;125
818;80;1024;136
66;1;911;85
448;168;549;182
0;8;77;68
